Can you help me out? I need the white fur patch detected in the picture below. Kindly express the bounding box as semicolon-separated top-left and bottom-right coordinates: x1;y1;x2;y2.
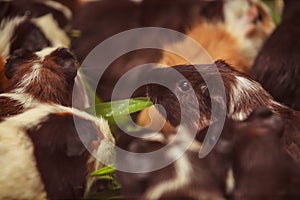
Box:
0;17;26;59
1;102;114;145
31;14;70;48
0;124;47;199
13;63;41;94
0;93;36;109
229;76;259;120
235;76;257;91
145;148;192;199
42;0;72;20
226;168;235;194
129;0;143;3
35;46;57;61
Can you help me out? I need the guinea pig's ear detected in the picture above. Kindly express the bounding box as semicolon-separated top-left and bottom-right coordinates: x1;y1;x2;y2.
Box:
247;107;273;121
52;48;78;80
4;49;34;79
247;107;284;137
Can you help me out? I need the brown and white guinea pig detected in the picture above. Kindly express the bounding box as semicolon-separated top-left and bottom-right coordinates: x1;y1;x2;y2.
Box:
0;46;90;121
250;0;300;111
222;0;275;68
0;0;72;93
159;0;274;73
145;60;300;161
2;47;77;109
116;126;231;200
222;107;300;200
0;102;114;199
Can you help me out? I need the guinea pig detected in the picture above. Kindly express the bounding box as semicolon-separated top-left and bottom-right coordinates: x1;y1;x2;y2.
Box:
223;0;275;68
0;46;91;120
116;126;231;200
0;0;72;92
250;0;300;111
222;107;300;200
146;60;300;161
3;47;77;104
0;102;114;199
160;0;274;72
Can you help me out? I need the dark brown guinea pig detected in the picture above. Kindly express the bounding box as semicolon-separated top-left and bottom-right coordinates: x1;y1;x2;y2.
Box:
223;107;300;200
146;60;300;161
116;126;231;200
251;0;300;111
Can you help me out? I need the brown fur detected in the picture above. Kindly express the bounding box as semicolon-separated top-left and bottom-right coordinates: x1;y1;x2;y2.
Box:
6;48;77;106
0;0;72;93
251;0;300;111
26;112;101;199
116;127;230;200
160;21;250;73
0;96;26;121
223;108;300;200
145;60;300;161
0;57;8;92
118;107;300;199
137;21;251;132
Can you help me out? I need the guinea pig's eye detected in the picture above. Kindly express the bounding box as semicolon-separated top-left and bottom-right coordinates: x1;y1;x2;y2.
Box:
178;80;191;92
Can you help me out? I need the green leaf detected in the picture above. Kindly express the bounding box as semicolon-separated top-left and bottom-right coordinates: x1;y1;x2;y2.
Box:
86;97;153;118
91;166;115;177
69;29;81;38
262;0;282;25
96;175;114;180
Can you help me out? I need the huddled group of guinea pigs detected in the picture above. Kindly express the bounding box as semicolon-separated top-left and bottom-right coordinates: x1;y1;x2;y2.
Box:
0;0;299;199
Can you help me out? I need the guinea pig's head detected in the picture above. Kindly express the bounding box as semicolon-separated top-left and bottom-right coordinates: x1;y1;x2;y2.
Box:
146;61;233;131
146;60;275;131
5;47;77;106
230;107;284;161
218;107;285;176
